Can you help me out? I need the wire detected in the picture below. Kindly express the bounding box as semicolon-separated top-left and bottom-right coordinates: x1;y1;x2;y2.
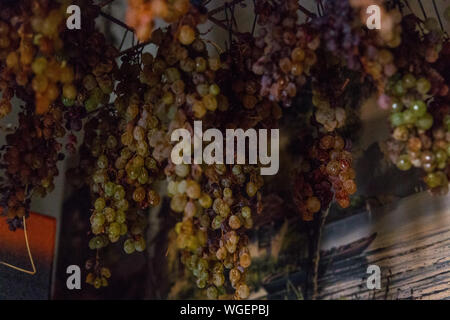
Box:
0;217;37;275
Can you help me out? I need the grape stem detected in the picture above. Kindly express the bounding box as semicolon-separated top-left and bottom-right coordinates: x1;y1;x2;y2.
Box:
310;205;330;300
98;0;116;7
117;40;152;58
99;11;135;33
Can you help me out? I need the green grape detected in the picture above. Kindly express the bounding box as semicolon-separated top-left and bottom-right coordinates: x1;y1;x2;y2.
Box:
196;278;207;289
114;185;126;201
223;187;232;199
116;198;129;211
411;100;427;117
134;236;146;252
391;99;403;112
416;77;431;95
88;237;98;250
435;149;447;163
198;194;212;208
396;155;412;171
402;109;416;125
211;215;223;230
108;222;121;238
94;277;102;289
32;57;47;74
170;191;186;211
92;213;106;227
104;207;116;222
212;272;225;287
209;84;220;96
97;155;108;169
124;239;136;254
138;168;149;184
402;74;416;89
94;197;106;211
116;210;126;223
89;236;107;250
246;182;258;197
241;206;251;219
85;97;98;112
206;286;218;300
393;81;405;96
197;259;208;271
416;113;433;130
128;167;139;180
424;172;441;188
104;182;115;197
390;112;404;127
195;57;207;72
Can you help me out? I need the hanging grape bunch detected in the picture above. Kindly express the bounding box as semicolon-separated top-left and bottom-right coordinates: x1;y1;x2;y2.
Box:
311;82;346;132
252;0;320;107
294;132;356;221
3;1;77;114
140;25;264;299
0;17;19;118
218;37;282;129
376;8;450;195
1;108;65;230
126;0;193;41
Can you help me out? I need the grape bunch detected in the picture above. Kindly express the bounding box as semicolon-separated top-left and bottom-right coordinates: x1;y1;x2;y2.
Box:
217;37;282;129
374;10;450;194
384;71;449;194
294;133;356;221
169;162;262;299
154;26;227;120
126;0;193;41
4;2;77;115
85;258;112;289
75;110;152;288
251;0;320;107
138;26;264;299
0;0;119;228
313;0;364;71
76;52;166;286
114;55;162;211
66;33;117;115
0;108;65;230
0;17;19;118
311;83;346;132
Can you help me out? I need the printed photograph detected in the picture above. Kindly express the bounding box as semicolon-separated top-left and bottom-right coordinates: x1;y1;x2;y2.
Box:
0;0;449;309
